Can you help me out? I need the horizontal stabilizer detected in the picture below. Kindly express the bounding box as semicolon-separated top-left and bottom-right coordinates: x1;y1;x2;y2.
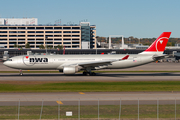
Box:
153;54;168;61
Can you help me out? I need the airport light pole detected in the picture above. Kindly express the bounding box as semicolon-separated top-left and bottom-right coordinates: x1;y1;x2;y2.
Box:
18;99;20;120
119;98;121;120
175;98;176;120
138;98;139;120
40;99;44;120
139;38;141;45
96;36;98;55
58;99;60;120
45;36;48;54
157;98;159;120
98;98;99;120
96;47;97;55
129;37;131;44
78;99;80;120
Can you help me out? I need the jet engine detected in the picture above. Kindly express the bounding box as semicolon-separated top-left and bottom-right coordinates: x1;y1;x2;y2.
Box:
62;66;79;74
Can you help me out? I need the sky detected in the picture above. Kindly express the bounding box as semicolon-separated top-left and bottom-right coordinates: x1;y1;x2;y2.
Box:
0;0;180;38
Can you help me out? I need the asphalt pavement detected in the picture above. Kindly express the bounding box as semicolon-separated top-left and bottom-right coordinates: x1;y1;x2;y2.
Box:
0;92;179;106
0;62;180;105
0;62;180;71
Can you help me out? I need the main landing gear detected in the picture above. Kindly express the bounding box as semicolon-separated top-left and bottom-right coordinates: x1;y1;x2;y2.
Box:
19;69;23;76
83;71;96;76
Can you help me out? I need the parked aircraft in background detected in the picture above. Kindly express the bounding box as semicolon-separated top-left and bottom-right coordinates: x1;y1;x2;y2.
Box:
3;32;171;76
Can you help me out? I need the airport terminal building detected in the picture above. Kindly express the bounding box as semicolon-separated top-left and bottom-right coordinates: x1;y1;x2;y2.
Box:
0;18;96;49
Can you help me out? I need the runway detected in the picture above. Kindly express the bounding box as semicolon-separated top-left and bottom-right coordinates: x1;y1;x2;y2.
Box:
0;62;180;106
0;72;180;81
0;62;180;81
0;92;179;106
0;62;180;71
0;92;179;101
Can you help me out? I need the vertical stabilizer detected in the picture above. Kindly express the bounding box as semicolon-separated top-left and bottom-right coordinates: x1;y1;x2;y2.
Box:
139;32;171;55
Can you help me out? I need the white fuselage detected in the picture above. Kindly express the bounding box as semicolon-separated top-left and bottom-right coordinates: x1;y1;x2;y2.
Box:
3;54;154;70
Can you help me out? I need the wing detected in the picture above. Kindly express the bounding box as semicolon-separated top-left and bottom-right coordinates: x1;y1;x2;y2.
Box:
60;55;129;68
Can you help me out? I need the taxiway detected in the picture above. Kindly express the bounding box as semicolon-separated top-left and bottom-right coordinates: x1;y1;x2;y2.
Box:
0;62;180;105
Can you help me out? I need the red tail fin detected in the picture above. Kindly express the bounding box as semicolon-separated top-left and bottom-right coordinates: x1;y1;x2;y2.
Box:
140;32;171;54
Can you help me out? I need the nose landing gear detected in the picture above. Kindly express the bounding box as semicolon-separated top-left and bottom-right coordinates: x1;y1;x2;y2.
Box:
19;69;23;76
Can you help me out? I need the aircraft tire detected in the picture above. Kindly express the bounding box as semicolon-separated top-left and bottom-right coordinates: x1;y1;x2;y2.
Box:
91;72;96;76
83;72;95;76
19;73;23;76
86;72;90;76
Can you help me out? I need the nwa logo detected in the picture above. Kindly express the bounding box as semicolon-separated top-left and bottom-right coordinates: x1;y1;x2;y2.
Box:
23;56;48;66
29;58;48;63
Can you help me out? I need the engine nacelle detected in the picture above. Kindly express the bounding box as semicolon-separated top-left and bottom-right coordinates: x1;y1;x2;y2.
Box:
63;66;78;74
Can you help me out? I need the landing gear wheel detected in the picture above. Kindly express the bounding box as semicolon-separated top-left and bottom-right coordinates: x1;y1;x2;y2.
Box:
91;72;96;76
86;72;90;76
19;69;23;76
19;73;23;76
83;71;96;76
83;71;91;76
83;72;86;75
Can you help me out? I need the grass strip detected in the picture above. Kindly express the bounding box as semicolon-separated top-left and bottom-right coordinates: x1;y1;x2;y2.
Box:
0;105;179;119
0;81;180;92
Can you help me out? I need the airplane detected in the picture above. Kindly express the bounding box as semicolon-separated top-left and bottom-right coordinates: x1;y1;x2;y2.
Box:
3;32;171;76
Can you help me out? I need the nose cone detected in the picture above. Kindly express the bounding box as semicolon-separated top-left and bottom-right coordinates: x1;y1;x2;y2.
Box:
3;60;17;69
3;61;9;67
3;61;7;66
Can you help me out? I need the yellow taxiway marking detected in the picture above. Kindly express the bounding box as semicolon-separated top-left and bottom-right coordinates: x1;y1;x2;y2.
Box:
56;101;63;104
79;92;85;94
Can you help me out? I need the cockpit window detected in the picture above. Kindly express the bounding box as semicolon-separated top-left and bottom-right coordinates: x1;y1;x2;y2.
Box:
7;59;12;61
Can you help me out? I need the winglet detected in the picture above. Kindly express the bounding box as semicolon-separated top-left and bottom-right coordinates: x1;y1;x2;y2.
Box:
121;55;129;60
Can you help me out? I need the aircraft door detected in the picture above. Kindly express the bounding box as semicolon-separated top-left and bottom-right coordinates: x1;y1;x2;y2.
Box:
17;57;23;65
49;58;55;63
